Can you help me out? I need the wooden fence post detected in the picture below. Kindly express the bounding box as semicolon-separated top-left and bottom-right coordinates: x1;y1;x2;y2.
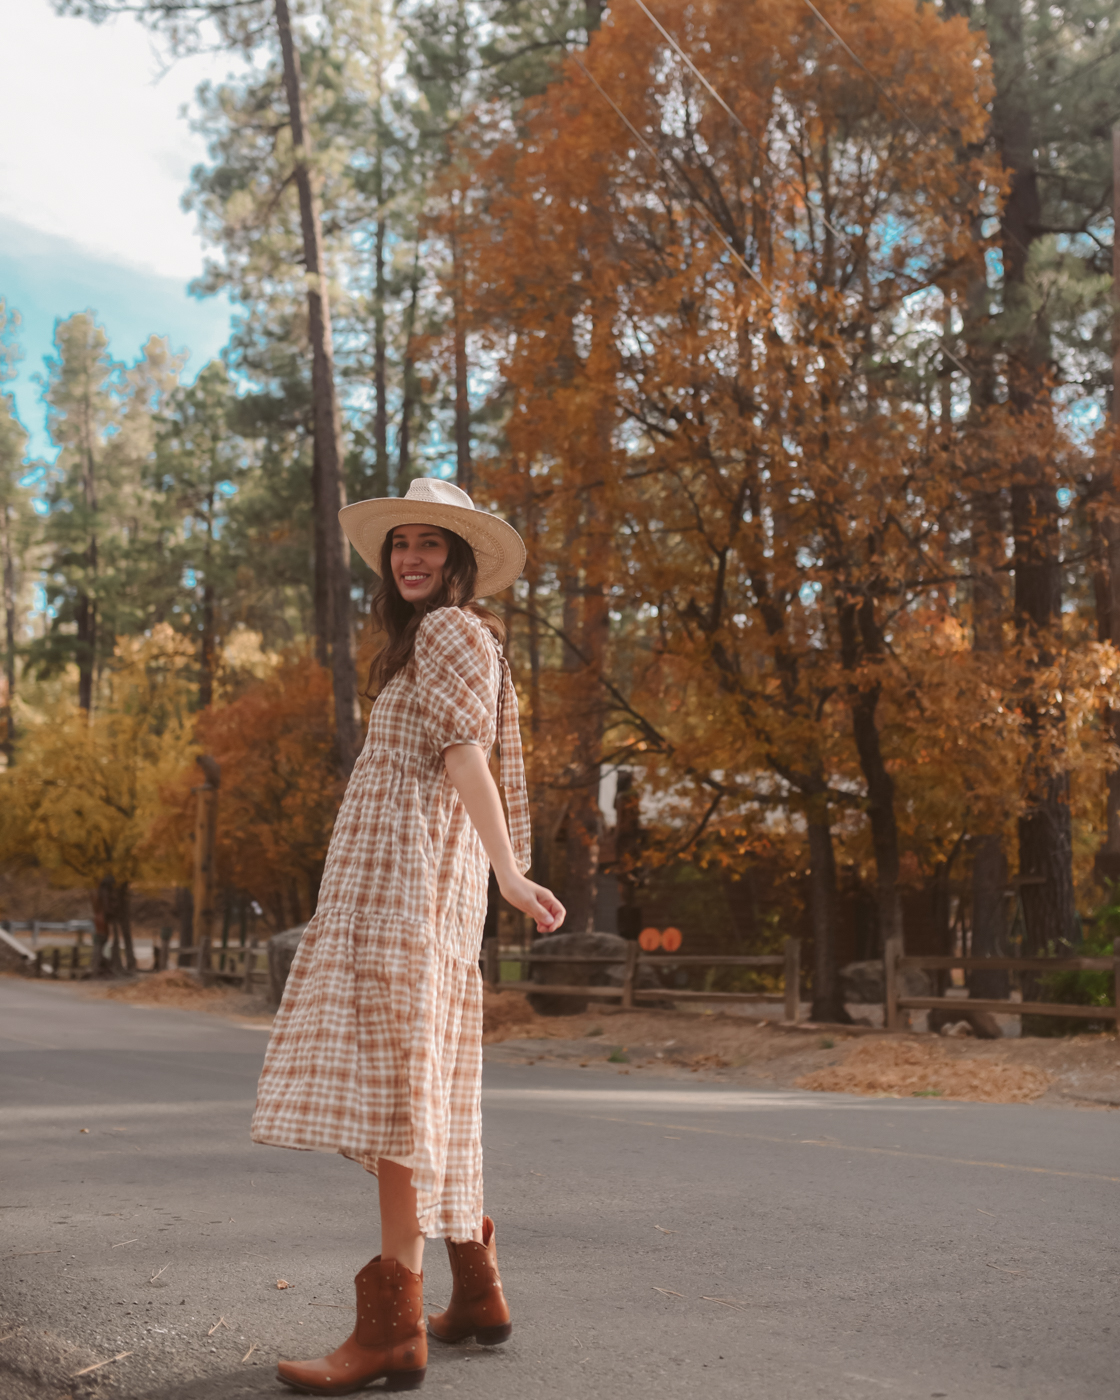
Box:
198;936;213;986
51;946;61;978
621;940;639;1009
884;936;903;1031
783;937;800;1023
33;949;43;978
483;937;499;989
70;944;80;978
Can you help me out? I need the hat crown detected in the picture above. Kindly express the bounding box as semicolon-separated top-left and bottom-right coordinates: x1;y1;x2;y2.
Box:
403;477;475;511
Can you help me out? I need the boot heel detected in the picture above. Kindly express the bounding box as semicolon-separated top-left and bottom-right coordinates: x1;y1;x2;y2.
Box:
474;1323;512;1346
385;1368;426;1391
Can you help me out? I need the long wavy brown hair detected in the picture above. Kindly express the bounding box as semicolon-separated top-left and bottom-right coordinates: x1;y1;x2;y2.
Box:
365;526;505;695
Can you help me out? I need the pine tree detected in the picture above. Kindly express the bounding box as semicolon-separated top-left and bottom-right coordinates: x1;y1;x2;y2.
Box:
150;361;249;705
0;301;36;762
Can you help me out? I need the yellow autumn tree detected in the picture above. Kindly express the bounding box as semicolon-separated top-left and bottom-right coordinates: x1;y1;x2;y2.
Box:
0;626;196;971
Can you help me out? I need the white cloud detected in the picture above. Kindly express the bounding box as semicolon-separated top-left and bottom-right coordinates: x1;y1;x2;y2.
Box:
0;0;244;280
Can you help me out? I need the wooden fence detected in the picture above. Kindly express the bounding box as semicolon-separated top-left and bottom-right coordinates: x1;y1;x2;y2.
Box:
177;937;266;991
23;935;267;991
5;919;94;949
483;937;802;1022
28;943;95;979
884;935;1120;1031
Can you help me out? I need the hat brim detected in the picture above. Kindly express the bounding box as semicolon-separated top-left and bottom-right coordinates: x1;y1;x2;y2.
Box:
339;497;526;598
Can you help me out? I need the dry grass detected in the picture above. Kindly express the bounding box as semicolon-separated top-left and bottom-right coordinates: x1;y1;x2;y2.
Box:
104;969;234;1006
796;1038;1052;1103
481;986;1120;1105
94;969;273;1022
482;987;540;1040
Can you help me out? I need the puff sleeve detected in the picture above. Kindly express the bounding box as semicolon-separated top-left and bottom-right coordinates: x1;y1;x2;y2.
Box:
413;607;499;757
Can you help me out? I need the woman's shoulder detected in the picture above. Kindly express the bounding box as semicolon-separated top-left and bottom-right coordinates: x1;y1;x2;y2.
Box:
416;606;498;656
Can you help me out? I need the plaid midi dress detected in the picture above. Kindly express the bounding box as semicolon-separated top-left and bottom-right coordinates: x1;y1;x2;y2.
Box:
250;606;531;1241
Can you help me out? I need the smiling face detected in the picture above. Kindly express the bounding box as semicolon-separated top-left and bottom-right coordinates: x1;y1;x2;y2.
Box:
390;523;451;608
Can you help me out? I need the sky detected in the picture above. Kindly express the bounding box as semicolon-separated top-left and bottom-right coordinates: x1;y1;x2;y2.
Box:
0;0;242;460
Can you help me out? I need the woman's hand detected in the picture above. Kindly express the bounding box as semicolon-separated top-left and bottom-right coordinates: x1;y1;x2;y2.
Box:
497;872;566;934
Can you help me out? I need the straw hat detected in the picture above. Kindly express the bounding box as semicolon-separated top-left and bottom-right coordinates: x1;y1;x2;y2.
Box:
339;477;526;598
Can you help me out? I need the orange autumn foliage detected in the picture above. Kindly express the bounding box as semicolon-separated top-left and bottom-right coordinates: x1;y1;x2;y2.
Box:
161;655;341;929
464;0;1036;893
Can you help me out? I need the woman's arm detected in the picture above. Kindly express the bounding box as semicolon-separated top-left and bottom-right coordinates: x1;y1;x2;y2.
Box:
442;743;565;933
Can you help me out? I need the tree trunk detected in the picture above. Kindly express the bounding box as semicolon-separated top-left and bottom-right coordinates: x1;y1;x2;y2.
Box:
76;592;96;713
450;201;472;497
558;502;606;933
199;494;216;708
311;444;329;667
373;209;389;497
274;0;360;775
838;593;901;955
398;241;421;488
1012;466;1075;952
115;879;136;975
1018;770;1075;954
175;884;193;953
986;0;1075;956
807;805;848;1023
1;501;16;761
1093;127;1120;877
200;580;215;708
77;432;98;713
968;483;1011;999
970;833;1009;1000
850;681;902;954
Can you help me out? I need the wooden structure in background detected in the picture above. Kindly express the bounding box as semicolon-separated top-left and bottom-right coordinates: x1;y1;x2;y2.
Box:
884;936;1120;1031
484;936;802;1022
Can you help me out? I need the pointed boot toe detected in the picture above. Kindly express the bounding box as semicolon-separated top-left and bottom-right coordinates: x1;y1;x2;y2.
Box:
276;1256;427;1395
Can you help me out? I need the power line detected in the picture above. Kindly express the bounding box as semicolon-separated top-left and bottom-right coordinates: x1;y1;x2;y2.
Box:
569;53;775;299
799;0;926;139
630;0;844;243
571;15;974;379
623;0;971;379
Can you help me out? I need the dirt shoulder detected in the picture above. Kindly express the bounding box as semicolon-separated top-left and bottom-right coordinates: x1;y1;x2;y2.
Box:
480;988;1120;1108
17;967;278;1026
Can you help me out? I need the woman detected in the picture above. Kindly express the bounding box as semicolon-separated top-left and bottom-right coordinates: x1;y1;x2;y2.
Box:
251;477;565;1395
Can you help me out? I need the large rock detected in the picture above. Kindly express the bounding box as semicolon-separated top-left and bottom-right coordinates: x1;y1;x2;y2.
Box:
927;1005;1003;1039
268;923;308;1007
526;931;662;1016
839;958;932;1005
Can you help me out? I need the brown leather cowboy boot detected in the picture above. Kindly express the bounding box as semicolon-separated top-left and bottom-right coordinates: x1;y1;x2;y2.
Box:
277;1256;426;1395
427;1215;512;1346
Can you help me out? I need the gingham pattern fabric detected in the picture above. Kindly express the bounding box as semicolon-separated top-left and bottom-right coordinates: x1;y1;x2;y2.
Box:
250;607;530;1241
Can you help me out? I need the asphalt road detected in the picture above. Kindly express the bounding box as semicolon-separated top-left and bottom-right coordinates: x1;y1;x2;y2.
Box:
1;978;1117;1400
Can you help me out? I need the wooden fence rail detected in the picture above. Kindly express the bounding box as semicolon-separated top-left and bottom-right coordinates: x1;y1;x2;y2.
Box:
177;938;265;991
884;936;1120;1031
483;938;802;1022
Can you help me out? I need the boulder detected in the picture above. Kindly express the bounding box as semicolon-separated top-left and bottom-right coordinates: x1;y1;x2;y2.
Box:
839;958;932;1004
268;923;308;1007
928;1005;1002;1039
526;931;661;1016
